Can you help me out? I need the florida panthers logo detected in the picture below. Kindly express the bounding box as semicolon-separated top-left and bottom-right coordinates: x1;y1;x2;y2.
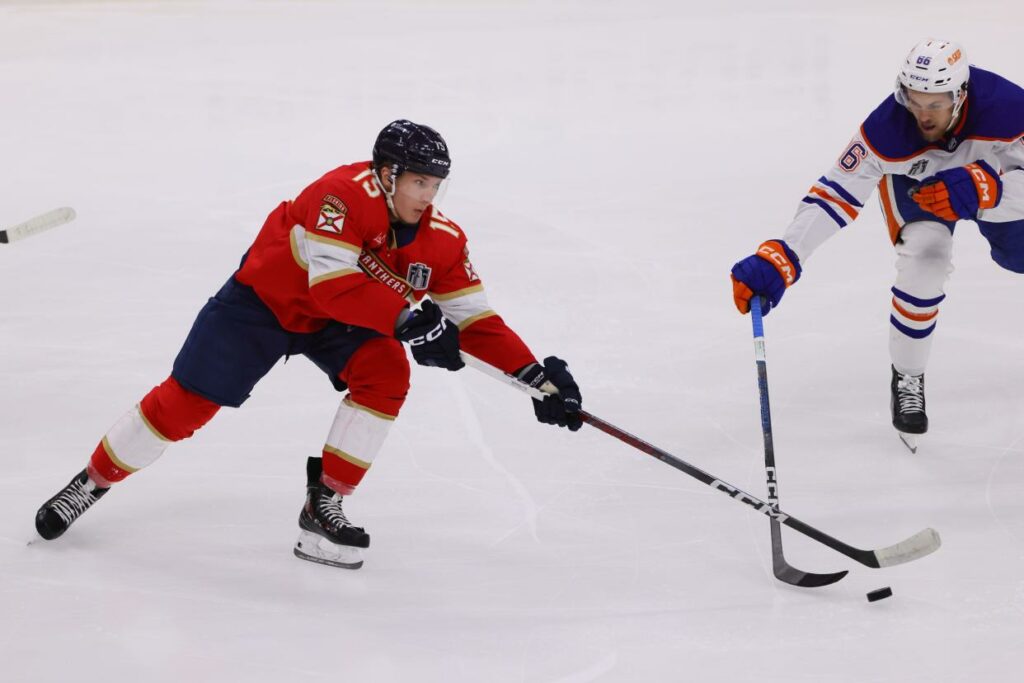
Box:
407;262;432;290
316;195;347;234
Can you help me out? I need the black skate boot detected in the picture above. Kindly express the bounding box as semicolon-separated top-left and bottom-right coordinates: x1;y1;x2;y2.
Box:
891;365;927;453
35;469;110;540
294;457;369;569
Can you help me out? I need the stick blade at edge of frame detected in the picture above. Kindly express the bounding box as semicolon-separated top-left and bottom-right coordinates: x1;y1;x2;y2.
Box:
0;206;76;244
875;528;941;567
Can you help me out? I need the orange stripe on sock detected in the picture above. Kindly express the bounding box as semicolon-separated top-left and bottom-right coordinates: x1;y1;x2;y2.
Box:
892;298;938;322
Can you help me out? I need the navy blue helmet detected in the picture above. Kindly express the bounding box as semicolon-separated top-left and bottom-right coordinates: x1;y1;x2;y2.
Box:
372;119;451;179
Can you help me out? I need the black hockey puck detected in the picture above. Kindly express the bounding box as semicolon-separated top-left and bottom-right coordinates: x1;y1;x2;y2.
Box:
866;587;893;602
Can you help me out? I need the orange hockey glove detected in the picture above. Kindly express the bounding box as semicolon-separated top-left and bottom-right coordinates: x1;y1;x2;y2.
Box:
912;160;1002;221
730;239;801;315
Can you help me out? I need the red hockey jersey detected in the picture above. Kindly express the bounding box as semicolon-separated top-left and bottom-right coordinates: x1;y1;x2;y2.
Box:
236;161;536;373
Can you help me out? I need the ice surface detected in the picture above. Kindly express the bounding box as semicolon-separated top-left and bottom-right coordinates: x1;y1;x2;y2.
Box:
3;1;1024;681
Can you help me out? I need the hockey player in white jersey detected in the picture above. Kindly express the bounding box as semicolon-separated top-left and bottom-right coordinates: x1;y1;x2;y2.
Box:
730;39;1024;451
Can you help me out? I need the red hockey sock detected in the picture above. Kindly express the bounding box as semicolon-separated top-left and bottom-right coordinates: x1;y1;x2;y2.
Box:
87;376;220;484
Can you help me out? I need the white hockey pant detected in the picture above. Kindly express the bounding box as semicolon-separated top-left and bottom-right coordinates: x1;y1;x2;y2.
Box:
889;221;953;376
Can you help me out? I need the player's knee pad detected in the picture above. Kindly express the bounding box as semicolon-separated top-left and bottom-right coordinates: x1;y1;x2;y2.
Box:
895;221;954;291
340;337;410;417
139;376;221;441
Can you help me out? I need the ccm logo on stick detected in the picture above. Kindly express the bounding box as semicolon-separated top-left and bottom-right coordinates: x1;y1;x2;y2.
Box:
711;480;790;522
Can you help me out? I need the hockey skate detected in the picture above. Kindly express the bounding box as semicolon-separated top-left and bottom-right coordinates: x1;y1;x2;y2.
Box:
891;365;928;453
35;469;110;540
294;457;369;569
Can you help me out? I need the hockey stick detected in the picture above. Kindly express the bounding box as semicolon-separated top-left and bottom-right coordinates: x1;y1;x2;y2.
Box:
461;351;941;569
0;207;76;244
750;297;847;586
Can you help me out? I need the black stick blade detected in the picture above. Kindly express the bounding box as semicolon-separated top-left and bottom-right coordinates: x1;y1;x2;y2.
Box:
771;521;848;587
774;562;849;587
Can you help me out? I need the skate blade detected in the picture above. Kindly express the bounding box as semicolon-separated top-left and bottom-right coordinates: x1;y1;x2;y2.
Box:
293;529;364;570
898;432;919;453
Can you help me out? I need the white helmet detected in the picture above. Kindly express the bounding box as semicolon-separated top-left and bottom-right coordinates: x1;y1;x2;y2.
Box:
894;39;969;124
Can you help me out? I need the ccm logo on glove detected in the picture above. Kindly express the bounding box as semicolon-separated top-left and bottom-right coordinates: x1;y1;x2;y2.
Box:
757;241;799;286
912;160;1002;221
969;163;995;203
404;316;449;346
730;239;802;315
395;301;464;371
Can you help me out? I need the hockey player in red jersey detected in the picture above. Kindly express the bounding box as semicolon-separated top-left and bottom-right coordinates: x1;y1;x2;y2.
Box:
730;39;1024;452
34;120;583;569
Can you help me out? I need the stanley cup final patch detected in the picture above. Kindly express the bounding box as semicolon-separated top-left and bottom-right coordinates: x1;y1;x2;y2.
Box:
407;262;432;290
316;195;348;234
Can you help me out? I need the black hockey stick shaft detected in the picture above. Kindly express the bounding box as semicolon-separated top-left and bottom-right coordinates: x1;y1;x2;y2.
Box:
750;298;847;586
459;352;940;569
577;411;930;569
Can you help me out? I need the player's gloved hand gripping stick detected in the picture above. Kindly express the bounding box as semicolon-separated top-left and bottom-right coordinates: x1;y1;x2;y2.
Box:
395;300;464;371
461;350;942;571
514;357;583;431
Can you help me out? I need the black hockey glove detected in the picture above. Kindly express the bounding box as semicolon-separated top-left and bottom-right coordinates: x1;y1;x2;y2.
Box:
516;356;583;431
395;301;464;371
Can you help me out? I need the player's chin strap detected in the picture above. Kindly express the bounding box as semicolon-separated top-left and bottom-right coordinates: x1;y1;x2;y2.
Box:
372;164;401;218
945;88;968;133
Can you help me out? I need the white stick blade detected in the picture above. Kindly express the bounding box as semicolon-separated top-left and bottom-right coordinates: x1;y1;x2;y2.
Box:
0;207;76;244
875;527;941;567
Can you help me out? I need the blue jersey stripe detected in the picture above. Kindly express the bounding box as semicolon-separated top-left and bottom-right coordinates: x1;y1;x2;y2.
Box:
891;287;945;308
817;176;863;207
890;315;936;339
801;197;847;228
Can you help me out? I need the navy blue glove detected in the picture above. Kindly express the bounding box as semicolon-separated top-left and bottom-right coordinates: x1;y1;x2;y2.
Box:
516;356;583;431
730;239;802;315
912;160;1002;221
395;301;464;371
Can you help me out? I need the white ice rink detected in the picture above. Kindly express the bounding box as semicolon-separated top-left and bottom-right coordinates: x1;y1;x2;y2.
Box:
3;1;1024;681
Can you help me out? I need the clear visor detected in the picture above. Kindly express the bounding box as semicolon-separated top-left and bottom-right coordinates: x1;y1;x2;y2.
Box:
395;172;448;204
894;82;956;112
389;171;450;222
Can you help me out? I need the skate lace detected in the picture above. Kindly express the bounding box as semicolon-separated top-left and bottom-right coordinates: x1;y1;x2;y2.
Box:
897;373;925;413
51;480;98;525
317;493;353;529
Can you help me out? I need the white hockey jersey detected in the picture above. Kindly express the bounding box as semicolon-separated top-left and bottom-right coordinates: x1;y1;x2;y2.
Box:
784;67;1024;261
